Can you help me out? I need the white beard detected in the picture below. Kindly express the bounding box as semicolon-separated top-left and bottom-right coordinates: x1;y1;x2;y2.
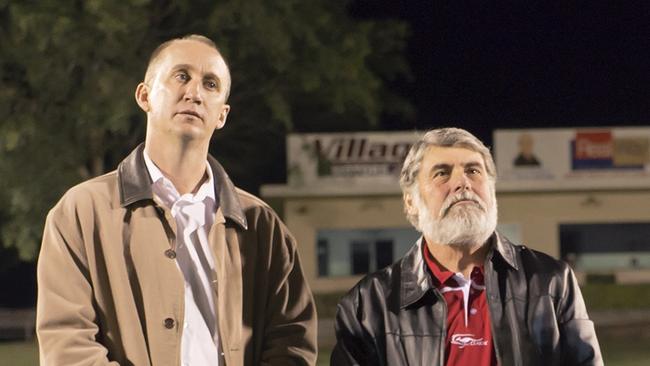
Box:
414;187;498;248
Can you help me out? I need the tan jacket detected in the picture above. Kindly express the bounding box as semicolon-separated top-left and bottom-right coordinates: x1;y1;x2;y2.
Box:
36;144;317;366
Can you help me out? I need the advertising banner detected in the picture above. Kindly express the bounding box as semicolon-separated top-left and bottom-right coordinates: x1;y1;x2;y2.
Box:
494;127;650;191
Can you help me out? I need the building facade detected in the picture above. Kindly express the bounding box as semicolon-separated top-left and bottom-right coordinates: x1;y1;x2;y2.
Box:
262;129;650;294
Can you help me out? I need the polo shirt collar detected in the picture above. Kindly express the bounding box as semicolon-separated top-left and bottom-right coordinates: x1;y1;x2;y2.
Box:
400;231;517;309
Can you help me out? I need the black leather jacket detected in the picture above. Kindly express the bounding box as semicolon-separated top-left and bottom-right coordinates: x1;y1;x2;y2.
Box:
331;232;603;366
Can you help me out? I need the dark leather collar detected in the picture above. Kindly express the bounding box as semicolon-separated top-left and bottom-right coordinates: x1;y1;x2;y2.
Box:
400;231;518;308
117;143;248;230
492;231;519;270
400;238;433;309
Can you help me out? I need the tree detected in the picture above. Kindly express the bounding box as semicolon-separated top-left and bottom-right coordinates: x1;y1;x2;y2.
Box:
0;0;411;260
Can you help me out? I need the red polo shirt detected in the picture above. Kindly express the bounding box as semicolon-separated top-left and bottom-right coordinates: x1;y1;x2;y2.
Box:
423;243;497;366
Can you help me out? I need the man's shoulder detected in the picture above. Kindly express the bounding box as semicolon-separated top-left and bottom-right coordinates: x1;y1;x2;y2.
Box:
233;187;277;219
501;235;570;275
521;246;570;275
231;187;288;230
67;170;119;199
349;240;424;298
234;187;272;211
342;260;402;305
361;262;400;289
51;170;120;213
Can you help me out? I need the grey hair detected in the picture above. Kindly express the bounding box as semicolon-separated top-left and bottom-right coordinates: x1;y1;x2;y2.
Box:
399;128;497;227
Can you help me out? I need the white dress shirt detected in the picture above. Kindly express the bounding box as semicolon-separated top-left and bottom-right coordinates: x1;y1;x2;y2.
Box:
144;151;221;366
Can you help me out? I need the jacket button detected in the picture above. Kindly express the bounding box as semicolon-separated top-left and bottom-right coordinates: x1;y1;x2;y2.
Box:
164;249;176;259
164;318;175;329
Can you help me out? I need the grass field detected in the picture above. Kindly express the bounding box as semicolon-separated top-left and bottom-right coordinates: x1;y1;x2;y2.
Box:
3;332;649;366
599;332;650;366
0;340;38;366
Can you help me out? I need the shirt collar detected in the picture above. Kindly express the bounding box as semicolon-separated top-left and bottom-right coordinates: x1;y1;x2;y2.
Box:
143;149;164;185
400;232;516;309
143;149;216;206
118;144;248;229
422;238;485;286
422;240;456;285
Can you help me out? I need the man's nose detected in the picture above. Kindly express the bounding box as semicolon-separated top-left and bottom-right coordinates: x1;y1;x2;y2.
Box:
452;171;471;192
183;79;202;103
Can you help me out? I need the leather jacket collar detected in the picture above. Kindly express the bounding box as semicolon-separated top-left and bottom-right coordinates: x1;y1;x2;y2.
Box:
117;143;248;230
400;231;518;308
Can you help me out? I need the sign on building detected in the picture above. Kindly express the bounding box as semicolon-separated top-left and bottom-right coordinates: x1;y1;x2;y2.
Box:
495;127;650;191
287;131;421;188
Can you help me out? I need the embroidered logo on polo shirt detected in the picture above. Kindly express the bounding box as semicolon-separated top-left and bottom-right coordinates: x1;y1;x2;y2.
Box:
450;333;488;349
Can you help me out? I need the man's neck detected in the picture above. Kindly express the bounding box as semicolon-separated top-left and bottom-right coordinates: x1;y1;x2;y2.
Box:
425;238;490;279
145;137;209;195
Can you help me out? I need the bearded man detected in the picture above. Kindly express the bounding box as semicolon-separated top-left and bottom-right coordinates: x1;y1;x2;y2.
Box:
331;128;602;365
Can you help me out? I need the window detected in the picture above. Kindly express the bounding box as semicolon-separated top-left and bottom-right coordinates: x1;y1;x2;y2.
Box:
317;239;329;277
351;241;371;274
560;222;650;270
317;228;420;277
375;240;395;269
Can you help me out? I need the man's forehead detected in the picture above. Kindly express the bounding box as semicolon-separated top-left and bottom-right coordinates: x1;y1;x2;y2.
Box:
423;146;485;166
151;40;229;77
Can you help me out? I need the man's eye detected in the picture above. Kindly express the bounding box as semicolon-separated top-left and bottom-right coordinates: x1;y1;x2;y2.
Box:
175;72;189;82
468;168;481;175
434;171;448;178
204;80;217;90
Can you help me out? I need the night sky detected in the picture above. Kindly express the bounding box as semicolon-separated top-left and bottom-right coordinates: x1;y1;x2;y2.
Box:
351;1;650;145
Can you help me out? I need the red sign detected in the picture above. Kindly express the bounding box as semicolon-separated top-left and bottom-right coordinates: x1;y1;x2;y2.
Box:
575;131;613;159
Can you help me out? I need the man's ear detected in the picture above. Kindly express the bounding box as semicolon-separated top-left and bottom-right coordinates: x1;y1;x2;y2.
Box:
404;191;417;217
135;82;150;112
215;104;230;130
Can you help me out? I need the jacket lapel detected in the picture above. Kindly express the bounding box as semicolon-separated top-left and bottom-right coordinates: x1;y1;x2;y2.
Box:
118;144;153;207
209;209;243;366
400;237;435;309
207;155;248;230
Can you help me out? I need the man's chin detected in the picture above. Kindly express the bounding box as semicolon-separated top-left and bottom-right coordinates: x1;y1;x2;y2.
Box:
422;214;495;248
173;126;206;142
443;238;481;249
444;203;484;217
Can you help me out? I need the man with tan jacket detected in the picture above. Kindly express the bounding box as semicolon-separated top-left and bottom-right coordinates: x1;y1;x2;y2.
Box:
36;34;317;365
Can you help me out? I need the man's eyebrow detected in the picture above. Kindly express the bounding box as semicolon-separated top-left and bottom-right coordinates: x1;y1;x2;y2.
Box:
463;161;483;169
431;163;451;171
429;161;483;174
170;64;192;72
202;71;220;81
429;163;452;175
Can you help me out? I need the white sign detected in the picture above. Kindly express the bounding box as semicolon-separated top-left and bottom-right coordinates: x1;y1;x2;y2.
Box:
494;127;650;191
287;131;421;188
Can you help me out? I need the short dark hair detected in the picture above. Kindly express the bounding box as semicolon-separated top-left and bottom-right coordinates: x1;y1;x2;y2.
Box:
143;34;231;100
